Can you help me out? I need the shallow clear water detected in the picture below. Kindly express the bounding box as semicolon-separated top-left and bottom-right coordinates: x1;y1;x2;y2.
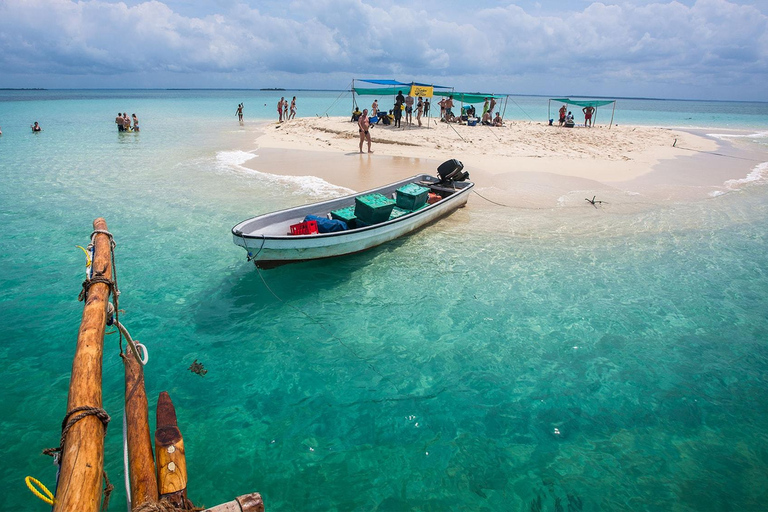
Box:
1;90;768;511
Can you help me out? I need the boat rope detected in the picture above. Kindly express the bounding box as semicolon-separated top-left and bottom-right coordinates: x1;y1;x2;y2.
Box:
80;229;124;357
40;405;114;509
123;412;131;512
42;406;112;461
132;498;204;511
25;476;55;505
241;234;266;262
102;470;115;511
254;266;387;382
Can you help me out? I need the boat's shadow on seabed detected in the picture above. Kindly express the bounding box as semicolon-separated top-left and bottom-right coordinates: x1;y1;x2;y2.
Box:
190;238;411;334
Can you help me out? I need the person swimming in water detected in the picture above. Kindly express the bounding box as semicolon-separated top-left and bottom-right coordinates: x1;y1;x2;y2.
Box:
32;121;42;132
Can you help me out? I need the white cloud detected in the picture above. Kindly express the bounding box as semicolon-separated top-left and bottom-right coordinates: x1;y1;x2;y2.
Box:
0;0;765;99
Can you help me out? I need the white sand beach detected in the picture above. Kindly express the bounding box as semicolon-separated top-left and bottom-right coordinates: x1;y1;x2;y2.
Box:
246;116;760;208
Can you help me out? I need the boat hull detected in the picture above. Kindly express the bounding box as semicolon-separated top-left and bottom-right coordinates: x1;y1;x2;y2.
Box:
232;174;473;268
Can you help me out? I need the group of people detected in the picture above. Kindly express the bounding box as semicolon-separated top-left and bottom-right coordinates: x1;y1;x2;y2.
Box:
558;104;595;127
115;112;139;132
277;96;297;122
364;93;431;129
440;96;503;127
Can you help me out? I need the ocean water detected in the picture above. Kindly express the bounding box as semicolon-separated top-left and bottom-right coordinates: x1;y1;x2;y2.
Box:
1;90;768;511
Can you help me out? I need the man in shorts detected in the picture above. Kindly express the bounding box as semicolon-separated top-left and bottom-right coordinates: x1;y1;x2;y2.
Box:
358;109;373;153
405;94;414;125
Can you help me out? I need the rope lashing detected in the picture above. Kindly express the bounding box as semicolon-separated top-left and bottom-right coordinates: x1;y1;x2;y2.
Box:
43;406;112;461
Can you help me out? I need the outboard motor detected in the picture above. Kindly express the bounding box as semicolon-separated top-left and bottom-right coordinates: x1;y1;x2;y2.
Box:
437;159;470;185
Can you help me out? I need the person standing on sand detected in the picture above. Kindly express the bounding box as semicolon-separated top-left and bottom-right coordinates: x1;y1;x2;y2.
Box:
236;103;243;121
394;91;404;128
371;99;378;117
444;95;455;122
416;97;423;127
358;108;373;153
583;106;595;127
424;98;430;118
277;97;284;122
290;97;297;120
559;104;567;126
405;93;414;126
488;97;496;117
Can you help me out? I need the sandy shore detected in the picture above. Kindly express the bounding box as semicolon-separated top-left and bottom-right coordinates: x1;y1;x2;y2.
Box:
245;116;762;208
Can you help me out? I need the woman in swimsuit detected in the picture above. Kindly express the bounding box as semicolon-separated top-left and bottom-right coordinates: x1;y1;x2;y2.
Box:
290;97;296;120
358;109;373;153
132;114;140;132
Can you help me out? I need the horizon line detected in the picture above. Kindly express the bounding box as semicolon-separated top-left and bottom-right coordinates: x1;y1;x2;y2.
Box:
0;88;765;104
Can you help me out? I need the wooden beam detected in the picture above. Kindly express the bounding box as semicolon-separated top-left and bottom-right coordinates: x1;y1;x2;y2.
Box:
124;350;158;508
155;391;189;508
203;493;265;512
53;218;112;512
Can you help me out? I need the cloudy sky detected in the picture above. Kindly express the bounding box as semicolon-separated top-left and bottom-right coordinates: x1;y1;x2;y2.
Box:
1;0;766;100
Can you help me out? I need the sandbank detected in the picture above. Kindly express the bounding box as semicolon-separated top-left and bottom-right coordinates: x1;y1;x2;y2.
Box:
245;116;764;208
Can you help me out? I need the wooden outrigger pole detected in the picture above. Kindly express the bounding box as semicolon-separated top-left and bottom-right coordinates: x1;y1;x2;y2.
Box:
123;345;158;508
45;219;265;512
53;218;113;512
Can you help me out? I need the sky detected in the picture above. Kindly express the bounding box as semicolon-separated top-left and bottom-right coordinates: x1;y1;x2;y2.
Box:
0;0;767;101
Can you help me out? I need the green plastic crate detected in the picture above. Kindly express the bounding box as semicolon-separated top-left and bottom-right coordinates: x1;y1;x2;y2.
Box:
330;206;357;228
388;206;411;220
355;193;395;225
395;183;429;211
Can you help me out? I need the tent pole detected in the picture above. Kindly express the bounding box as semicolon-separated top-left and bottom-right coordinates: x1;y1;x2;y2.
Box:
609;101;616;129
352;79;356;110
548;99;551;123
501;96;509;120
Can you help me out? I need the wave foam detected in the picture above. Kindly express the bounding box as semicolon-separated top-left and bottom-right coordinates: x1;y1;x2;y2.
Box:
723;161;768;190
215;150;353;199
707;131;768;140
216;150;257;167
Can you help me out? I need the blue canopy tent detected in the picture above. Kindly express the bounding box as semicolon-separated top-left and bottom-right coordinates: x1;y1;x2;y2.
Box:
548;98;617;128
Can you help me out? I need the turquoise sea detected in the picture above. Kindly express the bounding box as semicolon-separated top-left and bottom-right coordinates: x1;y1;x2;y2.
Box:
1;90;768;511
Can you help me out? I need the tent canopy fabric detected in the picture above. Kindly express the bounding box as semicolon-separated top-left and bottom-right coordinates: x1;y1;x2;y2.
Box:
355;79;451;90
357;79;410;86
353;86;408;96
433;91;505;104
551;98;615;108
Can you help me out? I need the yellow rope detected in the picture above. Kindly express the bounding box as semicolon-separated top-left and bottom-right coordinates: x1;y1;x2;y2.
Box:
76;245;92;268
25;476;55;505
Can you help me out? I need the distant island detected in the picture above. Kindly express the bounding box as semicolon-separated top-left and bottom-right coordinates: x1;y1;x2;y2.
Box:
260;88;286;91
0;88;46;90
